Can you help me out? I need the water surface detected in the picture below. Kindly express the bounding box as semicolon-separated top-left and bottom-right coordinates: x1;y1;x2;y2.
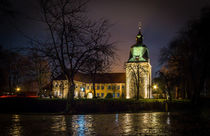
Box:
0;112;209;136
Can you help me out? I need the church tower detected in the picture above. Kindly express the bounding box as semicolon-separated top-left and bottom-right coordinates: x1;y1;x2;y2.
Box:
126;25;152;99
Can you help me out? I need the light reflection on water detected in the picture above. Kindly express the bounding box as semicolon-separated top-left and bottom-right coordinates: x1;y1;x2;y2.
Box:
123;113;132;134
0;112;209;136
9;114;22;136
115;113;118;123
51;115;66;132
167;112;170;125
76;115;86;136
71;115;94;136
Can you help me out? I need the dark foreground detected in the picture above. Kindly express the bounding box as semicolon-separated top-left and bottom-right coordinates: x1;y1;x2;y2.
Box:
0;98;193;114
0;112;210;136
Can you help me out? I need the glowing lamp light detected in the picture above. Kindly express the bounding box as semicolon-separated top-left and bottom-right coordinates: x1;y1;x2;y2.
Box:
87;93;93;99
16;87;20;92
153;85;157;90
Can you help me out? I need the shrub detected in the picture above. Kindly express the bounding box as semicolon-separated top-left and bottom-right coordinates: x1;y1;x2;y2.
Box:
159;93;164;99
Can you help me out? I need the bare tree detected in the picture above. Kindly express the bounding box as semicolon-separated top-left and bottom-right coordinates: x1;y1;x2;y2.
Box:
81;44;115;98
156;69;176;101
30;0;114;112
27;50;51;97
126;63;148;100
159;7;210;103
0;47;40;93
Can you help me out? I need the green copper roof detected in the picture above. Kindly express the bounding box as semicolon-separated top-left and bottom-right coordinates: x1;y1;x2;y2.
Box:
128;30;149;62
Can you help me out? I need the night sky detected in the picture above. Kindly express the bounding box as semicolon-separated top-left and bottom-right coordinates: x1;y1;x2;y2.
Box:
1;0;210;76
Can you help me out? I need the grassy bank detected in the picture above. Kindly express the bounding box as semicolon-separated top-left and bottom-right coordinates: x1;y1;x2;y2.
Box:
0;97;194;114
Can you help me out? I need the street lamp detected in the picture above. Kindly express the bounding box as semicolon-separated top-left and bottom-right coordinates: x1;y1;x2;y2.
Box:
153;85;157;90
16;87;21;92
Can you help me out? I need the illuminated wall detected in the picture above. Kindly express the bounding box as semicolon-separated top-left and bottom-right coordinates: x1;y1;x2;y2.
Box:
126;62;152;99
52;80;126;99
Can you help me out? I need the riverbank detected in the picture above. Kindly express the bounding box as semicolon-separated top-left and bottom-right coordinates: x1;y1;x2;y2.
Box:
0;97;199;114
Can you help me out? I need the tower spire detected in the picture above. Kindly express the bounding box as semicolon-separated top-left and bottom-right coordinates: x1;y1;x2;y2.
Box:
138;22;142;30
136;22;143;44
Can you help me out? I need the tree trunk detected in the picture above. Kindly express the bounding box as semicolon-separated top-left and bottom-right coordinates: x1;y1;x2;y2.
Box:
136;84;140;100
166;84;172;101
136;67;140;100
168;90;172;101
194;76;205;105
192;84;198;105
93;82;96;98
65;80;75;113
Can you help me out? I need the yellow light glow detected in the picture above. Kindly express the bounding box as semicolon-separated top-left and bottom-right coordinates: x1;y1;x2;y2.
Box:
16;87;20;92
153;85;157;90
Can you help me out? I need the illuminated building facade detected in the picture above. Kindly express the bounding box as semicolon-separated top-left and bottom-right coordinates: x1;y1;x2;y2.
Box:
52;27;152;99
126;28;152;98
52;73;126;99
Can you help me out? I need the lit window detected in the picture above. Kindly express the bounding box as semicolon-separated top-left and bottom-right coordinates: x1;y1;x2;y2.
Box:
117;93;120;97
113;93;115;98
101;86;104;90
101;93;104;97
117;86;120;90
97;86;100;90
81;87;85;92
108;85;111;90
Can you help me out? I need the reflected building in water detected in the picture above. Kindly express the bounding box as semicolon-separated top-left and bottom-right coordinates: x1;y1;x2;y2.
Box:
0;113;190;136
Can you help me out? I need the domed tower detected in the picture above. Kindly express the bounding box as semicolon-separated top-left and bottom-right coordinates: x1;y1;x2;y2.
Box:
126;26;152;99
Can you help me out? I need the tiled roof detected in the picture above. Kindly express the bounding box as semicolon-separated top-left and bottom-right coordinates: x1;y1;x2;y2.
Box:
54;72;125;83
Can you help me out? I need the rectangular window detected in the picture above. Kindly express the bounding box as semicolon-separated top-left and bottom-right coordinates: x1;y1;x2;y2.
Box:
87;86;89;90
81;87;85;92
101;93;104;97
112;85;116;90
122;85;125;89
101;86;104;90
97;86;100;90
113;93;115;98
54;83;58;87
97;93;100;97
117;93;120;97
117;85;120;90
108;85;111;90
